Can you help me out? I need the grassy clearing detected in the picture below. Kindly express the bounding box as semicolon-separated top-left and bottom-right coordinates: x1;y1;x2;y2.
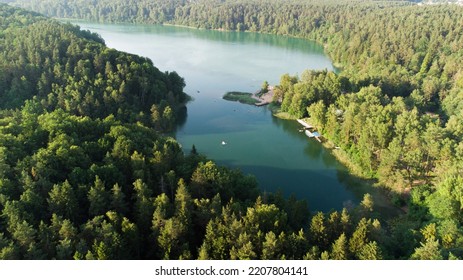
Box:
269;104;297;119
273;111;296;120
223;91;257;105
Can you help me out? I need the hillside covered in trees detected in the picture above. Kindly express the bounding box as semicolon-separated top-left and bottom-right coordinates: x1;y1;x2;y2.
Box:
1;0;463;260
0;3;392;260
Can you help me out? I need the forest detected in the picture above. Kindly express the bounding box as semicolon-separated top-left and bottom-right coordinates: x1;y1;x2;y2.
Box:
1;0;463;259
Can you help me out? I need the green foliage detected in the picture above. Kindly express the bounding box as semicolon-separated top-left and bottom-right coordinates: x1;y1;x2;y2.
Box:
222;92;257;105
88;176;109;217
0;3;187;129
261;81;269;94
411;238;443;260
3;0;463;260
47;181;79;222
358;241;382;260
426;176;463;221
0;5;312;258
330;233;348;260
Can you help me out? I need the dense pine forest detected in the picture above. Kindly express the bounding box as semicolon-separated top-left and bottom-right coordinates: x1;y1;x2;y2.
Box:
1;0;463;260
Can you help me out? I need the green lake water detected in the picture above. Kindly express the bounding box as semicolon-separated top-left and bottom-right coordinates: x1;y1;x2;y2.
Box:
73;22;361;212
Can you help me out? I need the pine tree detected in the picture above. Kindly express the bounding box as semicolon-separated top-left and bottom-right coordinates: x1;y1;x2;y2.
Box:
349;218;369;258
197;243;210;260
358;241;382;260
157;217;187;260
230;233;256;260
360;193;374;214
262;231;280;260
175;178;193;225
132;179;154;233
47;180;78;221
110;183;128;214
310;212;328;250
411;238;443;260
88;176;109;217
330;233;348;260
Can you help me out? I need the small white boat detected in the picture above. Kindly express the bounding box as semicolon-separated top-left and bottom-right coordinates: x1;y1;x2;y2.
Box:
221;141;227;145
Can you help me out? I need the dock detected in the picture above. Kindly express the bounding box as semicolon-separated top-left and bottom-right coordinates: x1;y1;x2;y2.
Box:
297;119;314;129
304;130;322;142
298;119;322;142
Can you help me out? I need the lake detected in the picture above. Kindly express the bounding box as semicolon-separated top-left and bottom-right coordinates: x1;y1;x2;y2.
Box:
73;22;360;212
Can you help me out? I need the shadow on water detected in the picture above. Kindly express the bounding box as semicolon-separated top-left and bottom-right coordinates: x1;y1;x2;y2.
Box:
176;105;188;129
182;103;401;217
216;160;401;218
215;160;359;213
335;169;403;220
304;142;323;161
271;116;401;217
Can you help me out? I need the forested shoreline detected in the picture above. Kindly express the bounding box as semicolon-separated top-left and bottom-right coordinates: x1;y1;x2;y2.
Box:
0;3;392;260
1;0;463;259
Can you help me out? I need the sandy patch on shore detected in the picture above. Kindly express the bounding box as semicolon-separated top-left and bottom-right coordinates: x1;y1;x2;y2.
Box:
252;86;274;105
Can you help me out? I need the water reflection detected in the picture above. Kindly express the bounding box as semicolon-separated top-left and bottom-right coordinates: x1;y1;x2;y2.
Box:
176;105;188;129
304;142;323;160
133;24;326;54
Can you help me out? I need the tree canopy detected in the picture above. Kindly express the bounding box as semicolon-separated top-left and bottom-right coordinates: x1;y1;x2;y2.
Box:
1;1;463;259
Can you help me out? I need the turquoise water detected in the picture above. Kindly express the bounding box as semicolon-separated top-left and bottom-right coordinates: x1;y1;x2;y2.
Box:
73;22;359;211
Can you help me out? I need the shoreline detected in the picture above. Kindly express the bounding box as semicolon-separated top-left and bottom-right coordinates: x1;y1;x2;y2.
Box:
223;85;275;106
67;16;397;216
275;113;404;218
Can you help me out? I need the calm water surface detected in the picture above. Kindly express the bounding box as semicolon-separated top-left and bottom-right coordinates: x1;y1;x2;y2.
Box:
74;22;359;211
